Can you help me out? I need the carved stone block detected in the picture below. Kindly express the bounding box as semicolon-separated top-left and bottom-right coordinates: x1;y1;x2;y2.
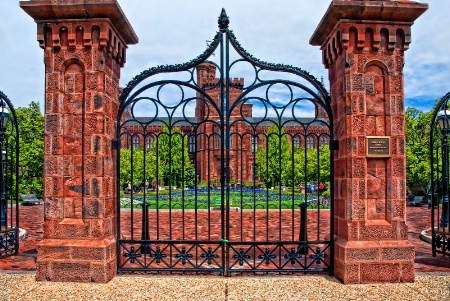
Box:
360;263;400;283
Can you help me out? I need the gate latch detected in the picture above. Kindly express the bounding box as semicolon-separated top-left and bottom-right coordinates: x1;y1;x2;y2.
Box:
220;239;229;243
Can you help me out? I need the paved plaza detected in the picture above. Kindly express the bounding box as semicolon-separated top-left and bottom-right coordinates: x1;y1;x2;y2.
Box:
0;205;448;300
1;205;448;273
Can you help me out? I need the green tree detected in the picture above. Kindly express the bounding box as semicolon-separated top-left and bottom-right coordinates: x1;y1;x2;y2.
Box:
15;102;44;197
256;125;292;187
405;107;433;193
157;125;195;188
290;145;330;188
307;145;331;183
119;147;159;188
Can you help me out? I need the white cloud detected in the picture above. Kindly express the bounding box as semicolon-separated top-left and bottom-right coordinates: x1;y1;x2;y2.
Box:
1;0;448;114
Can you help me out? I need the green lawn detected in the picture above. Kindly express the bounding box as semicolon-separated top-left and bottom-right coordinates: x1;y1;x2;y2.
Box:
120;189;330;210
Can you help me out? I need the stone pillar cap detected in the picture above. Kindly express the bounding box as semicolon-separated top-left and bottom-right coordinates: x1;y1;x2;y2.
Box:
310;0;428;46
20;0;138;45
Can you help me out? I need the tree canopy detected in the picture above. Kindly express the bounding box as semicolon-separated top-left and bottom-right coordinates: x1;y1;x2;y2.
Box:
10;100;440;197
255;125;292;187
15;101;44;197
157;125;195;188
405;107;433;193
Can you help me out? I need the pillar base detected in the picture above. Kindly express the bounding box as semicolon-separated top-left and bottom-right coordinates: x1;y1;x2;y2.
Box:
36;236;116;283
334;238;415;284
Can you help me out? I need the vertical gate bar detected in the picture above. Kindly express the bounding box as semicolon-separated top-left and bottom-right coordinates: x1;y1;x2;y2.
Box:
9;146;13;229
207;134;211;241
225;29;232;275
431;145;434;255
141;131;150;254
278;133;282;241
156;137;160;240
442;133;449;228
1;129;6;229
115;132;121;269
225;29;231;247
141;166;150;254
3;144;6;229
299;201;308;255
265;135;269;242
15;129;19;250
317;137;320;240
439;144;442;229
169;130;173;241
240;137;243;240
5;146;9;229
329;133;334;275
219;30;226;275
291;137;295;241
130;138;135;240
14;140;19;253
182;133;186;241
253;138;257;242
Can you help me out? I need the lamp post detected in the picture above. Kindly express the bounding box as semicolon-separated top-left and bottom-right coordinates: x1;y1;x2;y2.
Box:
0;103;10;229
437;110;450;228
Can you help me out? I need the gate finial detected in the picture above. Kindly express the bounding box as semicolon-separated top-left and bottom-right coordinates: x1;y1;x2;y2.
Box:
218;8;229;32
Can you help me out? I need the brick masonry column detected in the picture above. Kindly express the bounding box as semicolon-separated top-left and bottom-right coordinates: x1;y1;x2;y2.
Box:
311;1;427;284
20;0;138;282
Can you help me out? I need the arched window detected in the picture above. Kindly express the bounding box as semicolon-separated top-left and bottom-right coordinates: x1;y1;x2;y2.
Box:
214;134;220;149
189;136;196;153
293;137;300;149
251;136;258;154
132;136;140;150
147;137;153;150
321;137;328;146
253;165;258;181
307;137;314;149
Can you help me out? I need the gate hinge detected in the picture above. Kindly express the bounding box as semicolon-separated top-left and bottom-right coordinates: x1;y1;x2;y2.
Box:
331;140;339;151
112;139;119;150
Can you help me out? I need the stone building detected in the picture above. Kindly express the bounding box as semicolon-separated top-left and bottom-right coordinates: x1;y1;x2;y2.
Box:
121;62;330;184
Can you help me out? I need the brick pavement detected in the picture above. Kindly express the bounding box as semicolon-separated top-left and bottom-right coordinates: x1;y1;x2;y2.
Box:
0;205;448;273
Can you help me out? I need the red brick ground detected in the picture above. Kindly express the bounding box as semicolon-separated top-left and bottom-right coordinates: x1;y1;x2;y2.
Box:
1;205;448;273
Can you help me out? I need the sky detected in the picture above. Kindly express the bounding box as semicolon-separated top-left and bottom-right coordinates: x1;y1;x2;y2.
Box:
0;0;448;114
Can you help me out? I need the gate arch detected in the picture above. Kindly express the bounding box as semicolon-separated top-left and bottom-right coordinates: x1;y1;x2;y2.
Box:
429;92;450;257
0;91;19;256
116;9;333;275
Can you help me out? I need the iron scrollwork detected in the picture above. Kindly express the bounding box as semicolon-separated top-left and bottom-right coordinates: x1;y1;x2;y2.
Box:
117;9;333;275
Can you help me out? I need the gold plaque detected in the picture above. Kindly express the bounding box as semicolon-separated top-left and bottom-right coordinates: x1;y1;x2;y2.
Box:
366;136;391;158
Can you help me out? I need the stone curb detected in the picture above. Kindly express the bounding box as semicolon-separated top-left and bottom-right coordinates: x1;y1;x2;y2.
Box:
420;229;432;244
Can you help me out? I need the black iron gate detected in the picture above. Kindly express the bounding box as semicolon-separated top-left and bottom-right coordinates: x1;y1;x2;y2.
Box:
0;91;19;256
430;92;450;257
117;10;334;275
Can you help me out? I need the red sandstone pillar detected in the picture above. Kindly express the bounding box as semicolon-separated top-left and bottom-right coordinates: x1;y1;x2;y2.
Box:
20;0;138;282
311;1;427;284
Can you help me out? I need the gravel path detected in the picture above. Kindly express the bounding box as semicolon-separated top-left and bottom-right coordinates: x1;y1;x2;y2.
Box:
0;271;448;301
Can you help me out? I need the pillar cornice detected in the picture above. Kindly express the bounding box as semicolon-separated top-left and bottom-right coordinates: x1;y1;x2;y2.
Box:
310;0;428;47
20;0;138;45
21;1;137;68
310;1;427;69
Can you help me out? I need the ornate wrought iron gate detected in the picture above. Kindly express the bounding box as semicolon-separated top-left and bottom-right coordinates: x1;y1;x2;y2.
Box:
430;92;450;257
0;91;19;256
117;10;334;275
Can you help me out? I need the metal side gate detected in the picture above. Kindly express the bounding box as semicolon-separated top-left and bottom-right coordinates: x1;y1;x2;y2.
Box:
430;92;450;258
0;91;19;257
116;9;334;275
